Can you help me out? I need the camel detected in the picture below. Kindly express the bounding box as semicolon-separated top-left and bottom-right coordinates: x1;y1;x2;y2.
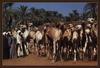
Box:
46;26;62;63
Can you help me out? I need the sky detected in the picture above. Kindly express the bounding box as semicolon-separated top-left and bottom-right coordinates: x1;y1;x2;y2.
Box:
11;2;87;16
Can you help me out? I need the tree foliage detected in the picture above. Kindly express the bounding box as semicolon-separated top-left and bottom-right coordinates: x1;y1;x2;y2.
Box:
3;3;97;31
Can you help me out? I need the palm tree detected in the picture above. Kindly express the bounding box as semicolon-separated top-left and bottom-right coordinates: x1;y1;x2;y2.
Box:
72;10;80;21
83;3;97;20
30;7;35;17
3;3;14;31
65;16;71;22
30;7;36;21
18;5;28;25
3;3;14;10
69;13;74;21
68;9;80;22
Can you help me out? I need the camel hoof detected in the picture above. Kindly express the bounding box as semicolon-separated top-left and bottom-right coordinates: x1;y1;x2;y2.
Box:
74;60;77;62
51;60;55;63
47;57;51;60
61;59;64;62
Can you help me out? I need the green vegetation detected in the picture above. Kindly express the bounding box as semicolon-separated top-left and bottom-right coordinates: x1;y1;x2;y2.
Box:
2;3;97;31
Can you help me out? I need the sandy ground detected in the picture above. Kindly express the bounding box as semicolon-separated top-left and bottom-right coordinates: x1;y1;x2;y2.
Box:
2;54;98;66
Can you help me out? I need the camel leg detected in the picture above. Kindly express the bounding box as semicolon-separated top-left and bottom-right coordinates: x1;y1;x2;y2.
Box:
32;41;35;54
26;42;29;55
47;44;51;59
52;40;56;63
33;40;37;54
73;40;77;61
60;47;64;62
74;49;77;61
29;40;34;53
36;41;39;56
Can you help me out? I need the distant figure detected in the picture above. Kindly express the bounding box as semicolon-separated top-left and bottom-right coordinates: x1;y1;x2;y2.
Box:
3;32;10;59
9;34;17;59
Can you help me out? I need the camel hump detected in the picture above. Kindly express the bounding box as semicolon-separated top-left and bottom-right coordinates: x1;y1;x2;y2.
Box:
29;31;36;39
63;30;69;37
85;28;90;34
35;31;43;40
23;30;29;39
47;27;61;40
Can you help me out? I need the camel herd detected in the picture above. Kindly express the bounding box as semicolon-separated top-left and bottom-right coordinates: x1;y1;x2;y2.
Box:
3;21;97;63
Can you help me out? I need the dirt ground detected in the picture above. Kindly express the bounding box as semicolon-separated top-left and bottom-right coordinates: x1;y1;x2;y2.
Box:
2;54;97;66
